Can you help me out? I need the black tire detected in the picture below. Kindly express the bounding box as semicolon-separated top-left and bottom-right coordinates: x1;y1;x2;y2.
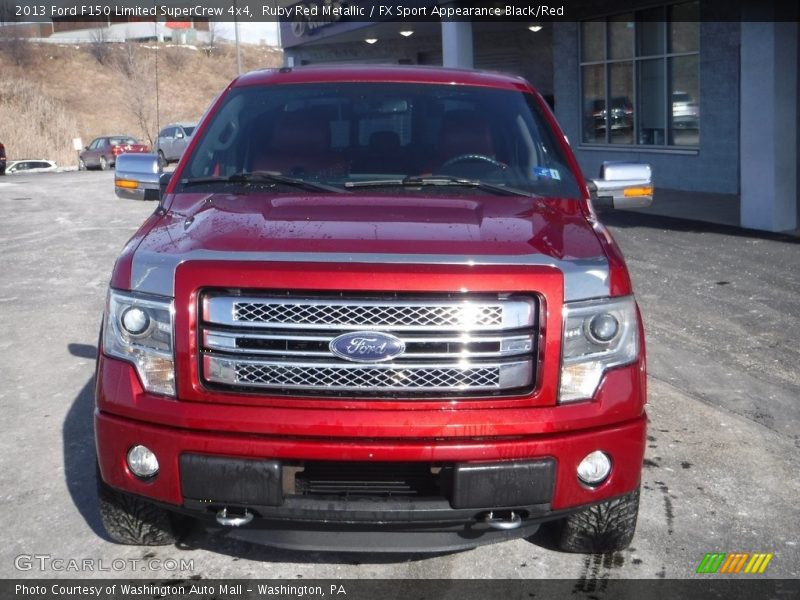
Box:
549;488;640;553
78;158;86;171
99;156;108;171
158;150;167;168
96;469;181;545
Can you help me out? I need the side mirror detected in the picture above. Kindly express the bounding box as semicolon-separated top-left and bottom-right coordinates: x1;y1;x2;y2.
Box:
175;131;184;139
159;172;172;198
114;153;161;201
589;162;653;209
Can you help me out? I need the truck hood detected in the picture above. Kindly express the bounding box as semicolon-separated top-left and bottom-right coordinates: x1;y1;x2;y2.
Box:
130;192;611;301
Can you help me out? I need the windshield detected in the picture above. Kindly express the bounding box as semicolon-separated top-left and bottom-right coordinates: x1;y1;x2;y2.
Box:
179;82;581;198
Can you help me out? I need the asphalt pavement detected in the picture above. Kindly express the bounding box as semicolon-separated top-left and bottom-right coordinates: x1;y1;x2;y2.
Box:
0;171;797;583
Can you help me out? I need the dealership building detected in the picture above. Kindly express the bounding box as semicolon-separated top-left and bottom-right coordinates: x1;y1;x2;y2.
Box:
278;0;799;233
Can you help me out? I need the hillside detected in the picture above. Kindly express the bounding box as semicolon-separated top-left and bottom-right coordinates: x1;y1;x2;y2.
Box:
0;41;283;167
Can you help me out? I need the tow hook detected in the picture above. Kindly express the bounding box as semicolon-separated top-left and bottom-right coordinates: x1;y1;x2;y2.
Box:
216;507;254;527
482;510;523;530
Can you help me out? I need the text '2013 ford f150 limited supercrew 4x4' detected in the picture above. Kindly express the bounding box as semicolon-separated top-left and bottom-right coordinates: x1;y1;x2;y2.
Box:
100;65;653;553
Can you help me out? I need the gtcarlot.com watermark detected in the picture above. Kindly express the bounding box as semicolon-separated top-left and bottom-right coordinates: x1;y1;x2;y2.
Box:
14;554;194;573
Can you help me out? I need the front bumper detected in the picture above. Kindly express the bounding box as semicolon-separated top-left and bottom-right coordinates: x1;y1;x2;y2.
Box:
95;367;646;550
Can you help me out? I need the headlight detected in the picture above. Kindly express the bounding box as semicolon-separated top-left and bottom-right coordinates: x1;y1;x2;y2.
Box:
103;290;175;396
560;296;639;403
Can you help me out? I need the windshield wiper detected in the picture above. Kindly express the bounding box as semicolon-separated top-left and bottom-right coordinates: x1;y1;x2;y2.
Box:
179;171;344;193
344;175;535;198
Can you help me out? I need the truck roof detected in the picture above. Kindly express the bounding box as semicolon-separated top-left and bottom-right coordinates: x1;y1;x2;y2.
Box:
233;64;532;92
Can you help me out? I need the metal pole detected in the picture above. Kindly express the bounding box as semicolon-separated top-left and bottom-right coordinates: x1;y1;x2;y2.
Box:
274;0;283;48
154;17;160;147
234;0;242;74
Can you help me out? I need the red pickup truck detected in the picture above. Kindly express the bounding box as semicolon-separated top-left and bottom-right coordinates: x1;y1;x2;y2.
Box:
100;65;652;553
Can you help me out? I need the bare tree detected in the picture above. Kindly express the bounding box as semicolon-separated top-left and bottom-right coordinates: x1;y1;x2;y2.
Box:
121;52;158;146
164;45;187;69
88;27;112;65
203;21;219;57
115;38;139;78
0;3;31;67
0;31;31;66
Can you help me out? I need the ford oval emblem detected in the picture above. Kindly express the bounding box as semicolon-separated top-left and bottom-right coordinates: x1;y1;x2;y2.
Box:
330;331;405;363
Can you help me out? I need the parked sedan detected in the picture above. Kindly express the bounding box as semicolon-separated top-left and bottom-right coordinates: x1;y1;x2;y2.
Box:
79;136;150;171
6;159;58;174
156;122;196;165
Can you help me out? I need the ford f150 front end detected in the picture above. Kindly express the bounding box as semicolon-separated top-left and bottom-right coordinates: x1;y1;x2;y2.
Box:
97;65;650;553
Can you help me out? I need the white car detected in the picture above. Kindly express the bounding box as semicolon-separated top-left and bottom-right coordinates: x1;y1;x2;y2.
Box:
672;91;699;129
5;159;58;174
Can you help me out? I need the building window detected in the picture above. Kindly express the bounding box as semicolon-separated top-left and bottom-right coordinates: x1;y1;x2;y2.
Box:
580;2;700;147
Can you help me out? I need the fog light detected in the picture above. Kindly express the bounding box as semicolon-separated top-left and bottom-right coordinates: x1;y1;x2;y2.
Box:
577;450;611;485
127;445;159;479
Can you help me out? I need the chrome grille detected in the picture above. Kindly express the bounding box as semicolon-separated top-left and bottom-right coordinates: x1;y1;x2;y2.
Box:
204;357;529;393
234;301;502;328
201;293;537;398
206;295;532;331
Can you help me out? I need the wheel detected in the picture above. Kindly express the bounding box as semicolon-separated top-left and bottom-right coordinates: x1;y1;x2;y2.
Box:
548;488;640;553
78;158;86;171
96;466;183;545
99;156;108;171
158;150;167;168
